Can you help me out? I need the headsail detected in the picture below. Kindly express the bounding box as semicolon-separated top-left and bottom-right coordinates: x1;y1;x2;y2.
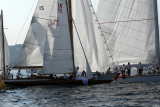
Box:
72;0;112;79
97;0;156;65
43;0;73;74
15;0;55;67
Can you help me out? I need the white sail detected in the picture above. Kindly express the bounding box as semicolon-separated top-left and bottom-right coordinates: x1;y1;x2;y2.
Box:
72;0;112;79
0;15;10;71
15;0;55;67
43;0;73;74
97;0;156;65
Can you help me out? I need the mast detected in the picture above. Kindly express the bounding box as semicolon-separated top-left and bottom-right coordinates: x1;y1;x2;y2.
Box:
67;0;76;76
153;0;160;64
1;10;6;79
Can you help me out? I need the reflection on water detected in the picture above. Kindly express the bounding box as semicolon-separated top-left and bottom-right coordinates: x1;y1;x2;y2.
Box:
1;82;160;107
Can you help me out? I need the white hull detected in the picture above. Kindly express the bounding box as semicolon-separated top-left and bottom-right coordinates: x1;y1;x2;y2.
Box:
99;73;117;81
113;74;160;83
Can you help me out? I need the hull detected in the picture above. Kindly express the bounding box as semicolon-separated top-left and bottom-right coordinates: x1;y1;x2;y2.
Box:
3;79;112;86
99;73;117;81
113;74;160;83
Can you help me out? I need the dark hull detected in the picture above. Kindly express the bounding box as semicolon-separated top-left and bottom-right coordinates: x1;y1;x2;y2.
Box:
3;79;112;86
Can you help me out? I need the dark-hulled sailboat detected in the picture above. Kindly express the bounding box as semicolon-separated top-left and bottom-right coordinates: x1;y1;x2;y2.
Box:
3;0;116;86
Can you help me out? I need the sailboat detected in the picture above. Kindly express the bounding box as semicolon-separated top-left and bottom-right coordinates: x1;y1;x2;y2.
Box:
97;0;160;83
0;10;10;89
3;0;116;86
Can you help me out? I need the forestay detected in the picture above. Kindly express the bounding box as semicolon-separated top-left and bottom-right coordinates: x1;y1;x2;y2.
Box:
97;0;156;65
0;15;10;71
72;0;112;79
43;0;73;74
15;0;54;67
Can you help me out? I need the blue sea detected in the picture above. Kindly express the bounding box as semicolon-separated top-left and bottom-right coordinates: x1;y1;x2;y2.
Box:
1;82;160;107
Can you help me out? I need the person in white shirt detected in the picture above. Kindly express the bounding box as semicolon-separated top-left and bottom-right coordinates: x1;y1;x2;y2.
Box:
63;73;68;79
126;62;131;76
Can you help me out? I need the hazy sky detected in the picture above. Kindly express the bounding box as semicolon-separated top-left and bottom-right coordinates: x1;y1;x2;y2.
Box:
0;0;99;45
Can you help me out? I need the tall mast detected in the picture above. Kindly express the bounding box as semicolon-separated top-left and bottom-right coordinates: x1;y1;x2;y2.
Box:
153;0;160;64
1;10;6;79
67;0;76;76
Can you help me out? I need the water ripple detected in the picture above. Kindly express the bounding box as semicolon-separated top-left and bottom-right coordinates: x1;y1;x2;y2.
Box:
1;82;160;106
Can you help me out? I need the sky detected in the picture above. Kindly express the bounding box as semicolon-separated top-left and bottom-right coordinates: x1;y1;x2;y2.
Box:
0;0;99;45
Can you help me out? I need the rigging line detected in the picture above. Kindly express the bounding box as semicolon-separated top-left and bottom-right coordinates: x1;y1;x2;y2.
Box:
14;0;37;45
89;0;115;64
100;18;155;24
72;18;92;72
12;0;37;66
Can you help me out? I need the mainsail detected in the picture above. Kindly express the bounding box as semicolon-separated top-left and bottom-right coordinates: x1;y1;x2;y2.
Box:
43;0;74;74
15;0;55;67
0;13;10;72
97;0;156;65
72;0;112;79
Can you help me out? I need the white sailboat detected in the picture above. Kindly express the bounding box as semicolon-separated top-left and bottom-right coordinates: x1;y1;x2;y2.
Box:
0;10;10;79
3;0;116;86
97;0;160;83
0;10;10;89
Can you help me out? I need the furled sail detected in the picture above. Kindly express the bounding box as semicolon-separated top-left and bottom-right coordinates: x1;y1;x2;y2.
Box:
15;0;55;67
72;0;112;79
97;0;156;65
0;15;10;71
43;0;73;74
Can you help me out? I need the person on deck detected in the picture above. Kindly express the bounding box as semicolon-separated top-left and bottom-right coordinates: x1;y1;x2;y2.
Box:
106;67;111;74
114;68;121;80
126;62;131;76
5;65;9;74
148;67;152;74
137;62;143;76
115;68;118;73
5;65;10;79
30;69;34;77
152;66;156;74
122;64;126;75
63;73;68;79
156;66;160;74
94;71;100;80
17;69;21;79
121;64;126;79
81;70;86;77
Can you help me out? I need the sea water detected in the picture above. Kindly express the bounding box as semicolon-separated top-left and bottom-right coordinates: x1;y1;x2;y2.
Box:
0;82;160;107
